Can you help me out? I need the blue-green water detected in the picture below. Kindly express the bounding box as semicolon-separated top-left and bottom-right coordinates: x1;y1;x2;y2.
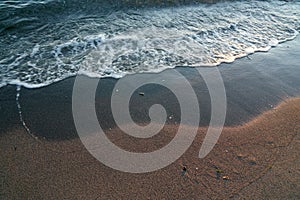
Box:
0;0;299;88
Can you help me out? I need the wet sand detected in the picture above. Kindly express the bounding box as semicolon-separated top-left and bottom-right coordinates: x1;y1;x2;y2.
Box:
0;36;300;141
0;97;299;199
0;32;300;200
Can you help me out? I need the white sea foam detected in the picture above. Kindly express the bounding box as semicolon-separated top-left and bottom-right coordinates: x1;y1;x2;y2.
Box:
0;0;299;88
30;44;40;58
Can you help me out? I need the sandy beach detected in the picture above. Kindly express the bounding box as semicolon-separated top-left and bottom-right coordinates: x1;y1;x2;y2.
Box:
0;97;299;199
1;0;300;199
1;20;300;200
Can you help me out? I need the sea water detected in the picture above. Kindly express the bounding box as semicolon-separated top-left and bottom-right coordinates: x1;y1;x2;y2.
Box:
0;0;299;88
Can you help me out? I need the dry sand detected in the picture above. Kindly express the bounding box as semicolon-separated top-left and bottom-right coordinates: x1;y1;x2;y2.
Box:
1;97;299;199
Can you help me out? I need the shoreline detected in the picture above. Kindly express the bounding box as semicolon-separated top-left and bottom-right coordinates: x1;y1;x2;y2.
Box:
0;1;299;199
2;29;298;90
0;24;299;200
0;36;300;140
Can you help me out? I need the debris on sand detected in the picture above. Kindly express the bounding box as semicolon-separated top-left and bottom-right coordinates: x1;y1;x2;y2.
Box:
215;168;222;179
222;176;230;181
181;165;187;176
249;160;257;165
248;157;257;165
237;153;246;160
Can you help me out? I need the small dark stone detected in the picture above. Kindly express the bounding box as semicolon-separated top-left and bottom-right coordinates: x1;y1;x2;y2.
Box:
249;160;257;165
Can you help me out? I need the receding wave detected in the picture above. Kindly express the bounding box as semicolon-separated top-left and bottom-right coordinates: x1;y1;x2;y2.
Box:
0;0;299;88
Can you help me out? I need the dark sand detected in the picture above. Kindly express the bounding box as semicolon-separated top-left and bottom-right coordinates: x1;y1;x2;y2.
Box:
0;36;299;141
0;34;300;199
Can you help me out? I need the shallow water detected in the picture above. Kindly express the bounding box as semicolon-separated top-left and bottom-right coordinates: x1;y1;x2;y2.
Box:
0;0;299;88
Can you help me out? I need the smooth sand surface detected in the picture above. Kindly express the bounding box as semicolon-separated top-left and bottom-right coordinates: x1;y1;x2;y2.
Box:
1;97;299;199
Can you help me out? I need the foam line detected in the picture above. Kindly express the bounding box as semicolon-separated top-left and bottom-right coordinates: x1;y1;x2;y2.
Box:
15;85;38;139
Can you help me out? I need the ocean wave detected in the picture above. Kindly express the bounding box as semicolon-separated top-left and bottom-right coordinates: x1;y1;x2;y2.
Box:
0;0;299;88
